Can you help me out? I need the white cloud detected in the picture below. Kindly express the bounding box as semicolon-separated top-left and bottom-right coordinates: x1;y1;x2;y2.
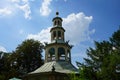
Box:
63;12;94;44
27;12;94;45
0;8;12;16
18;3;31;19
40;0;52;16
10;0;31;19
10;0;28;3
11;0;20;3
22;0;28;3
0;0;33;19
0;46;7;52
27;27;51;43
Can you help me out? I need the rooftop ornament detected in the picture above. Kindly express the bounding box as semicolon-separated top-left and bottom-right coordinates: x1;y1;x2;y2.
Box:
56;12;59;17
52;65;55;72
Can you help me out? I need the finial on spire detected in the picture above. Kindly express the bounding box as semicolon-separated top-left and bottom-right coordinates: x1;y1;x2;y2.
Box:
56;11;59;17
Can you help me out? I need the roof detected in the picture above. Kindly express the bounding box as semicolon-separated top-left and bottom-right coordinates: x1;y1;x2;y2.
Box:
29;61;79;74
52;17;63;22
44;42;73;49
51;39;65;43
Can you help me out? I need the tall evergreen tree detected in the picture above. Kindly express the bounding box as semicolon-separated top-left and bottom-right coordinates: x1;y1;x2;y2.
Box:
77;29;120;80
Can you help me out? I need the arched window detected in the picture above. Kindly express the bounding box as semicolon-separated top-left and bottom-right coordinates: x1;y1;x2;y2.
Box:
67;50;70;61
53;31;56;39
58;47;65;60
48;48;55;61
58;21;60;25
49;48;55;55
67;50;70;57
54;21;57;25
58;31;61;39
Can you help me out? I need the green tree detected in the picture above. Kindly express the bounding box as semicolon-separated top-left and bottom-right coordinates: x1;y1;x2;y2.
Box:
0;51;12;80
0;39;44;79
15;39;44;74
77;29;120;80
9;39;44;76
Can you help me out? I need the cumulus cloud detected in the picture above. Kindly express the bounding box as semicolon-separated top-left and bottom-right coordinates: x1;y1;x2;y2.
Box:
0;0;32;19
27;12;94;45
0;46;7;52
40;0;52;16
17;3;31;19
27;27;51;43
10;0;31;19
63;12;94;44
0;8;12;16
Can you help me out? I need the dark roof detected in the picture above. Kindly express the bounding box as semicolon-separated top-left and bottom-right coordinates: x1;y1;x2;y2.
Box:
52;17;63;22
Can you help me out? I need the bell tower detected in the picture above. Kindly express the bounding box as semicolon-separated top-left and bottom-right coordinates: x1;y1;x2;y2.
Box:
44;12;72;63
26;12;79;80
51;12;65;42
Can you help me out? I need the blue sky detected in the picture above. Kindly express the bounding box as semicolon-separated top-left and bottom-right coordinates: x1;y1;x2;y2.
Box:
0;0;120;66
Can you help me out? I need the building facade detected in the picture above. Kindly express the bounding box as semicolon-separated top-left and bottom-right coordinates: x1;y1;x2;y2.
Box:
24;12;78;80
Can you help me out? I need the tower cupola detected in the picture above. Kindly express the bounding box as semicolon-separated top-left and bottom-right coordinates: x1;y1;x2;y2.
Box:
44;12;72;63
50;12;65;42
52;12;63;27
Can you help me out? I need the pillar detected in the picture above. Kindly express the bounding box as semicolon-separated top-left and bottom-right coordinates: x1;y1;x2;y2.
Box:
55;46;58;61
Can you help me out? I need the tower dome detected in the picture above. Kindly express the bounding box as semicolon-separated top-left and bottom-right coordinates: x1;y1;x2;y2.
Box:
52;12;63;27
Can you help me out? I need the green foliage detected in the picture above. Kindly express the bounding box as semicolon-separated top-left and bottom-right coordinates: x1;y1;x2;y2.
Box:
0;52;12;80
69;72;80;80
15;39;44;73
77;29;120;80
0;39;44;79
69;68;90;80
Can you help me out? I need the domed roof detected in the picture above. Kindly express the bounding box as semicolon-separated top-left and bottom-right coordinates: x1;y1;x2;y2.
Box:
52;12;63;21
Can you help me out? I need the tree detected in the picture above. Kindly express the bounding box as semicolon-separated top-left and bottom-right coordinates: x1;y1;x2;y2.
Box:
6;39;44;78
77;29;120;80
0;39;44;79
0;51;12;80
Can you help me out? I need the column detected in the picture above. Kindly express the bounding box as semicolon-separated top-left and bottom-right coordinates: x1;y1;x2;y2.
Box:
65;49;67;61
69;50;71;63
45;49;48;62
55;46;58;61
